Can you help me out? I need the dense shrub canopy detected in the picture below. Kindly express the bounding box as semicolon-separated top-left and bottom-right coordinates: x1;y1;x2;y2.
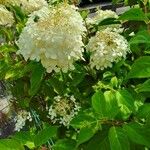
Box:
0;0;150;149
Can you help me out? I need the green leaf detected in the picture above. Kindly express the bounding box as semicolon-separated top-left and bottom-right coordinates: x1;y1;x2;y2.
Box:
41;80;56;98
86;127;110;150
92;91;119;119
123;123;150;147
116;89;135;119
104;91;119;119
97;18;120;26
10;5;26;23
70;110;100;146
5;62;25;80
116;90;135;111
0;60;9;79
34;125;57;147
0;44;17;53
130;142;145;150
70;63;86;86
129;30;150;45
80;10;89;20
118;8;149;22
48;77;65;95
4;61;38;80
77;121;99;146
136;79;150;92
29;63;45;96
136;104;150;119
127;56;150;79
53;139;76;150
70;113;97;129
23;61;39;73
12;131;35;149
10;79;26;99
110;76;118;88
92;91;107;118
0;139;24;150
108;126;130;150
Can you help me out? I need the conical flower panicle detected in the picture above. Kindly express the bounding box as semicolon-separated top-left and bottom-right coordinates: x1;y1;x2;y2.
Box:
17;4;86;73
87;29;130;70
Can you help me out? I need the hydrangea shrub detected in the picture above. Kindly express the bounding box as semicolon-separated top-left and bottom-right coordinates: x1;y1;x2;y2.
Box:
0;0;150;149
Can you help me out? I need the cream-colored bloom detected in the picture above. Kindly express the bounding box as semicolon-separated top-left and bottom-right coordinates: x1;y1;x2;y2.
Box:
14;110;32;131
87;9;118;25
86;9;122;32
94;9;118;22
0;5;14;26
17;4;86;73
87;29;130;70
0;0;48;13
48;95;80;126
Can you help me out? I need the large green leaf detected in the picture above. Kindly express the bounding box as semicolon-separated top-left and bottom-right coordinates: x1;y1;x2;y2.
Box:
136;79;150;92
129;30;150;45
104;91;119;119
86;127;110;150
12;131;35;149
70;113;97;129
130;142;146;150
118;8;149;22
116;89;135;119
77;121;99;146
71;111;100;146
0;139;24;150
48;76;65;95
136;104;150;119
123;123;150;147
97;18;120;26
34;126;57;147
92;91;119;119
92;91;106;118
53;139;76;150
4;61;38;80
108;127;130;150
70;63;86;86
127;56;150;79
116;90;135;111
29;63;45;96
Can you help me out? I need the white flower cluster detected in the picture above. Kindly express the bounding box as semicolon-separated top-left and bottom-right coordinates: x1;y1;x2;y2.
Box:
0;5;14;26
87;9;118;25
48;95;80;126
86;9;123;33
17;4;86;73
87;28;130;70
14;110;32;131
0;0;48;13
